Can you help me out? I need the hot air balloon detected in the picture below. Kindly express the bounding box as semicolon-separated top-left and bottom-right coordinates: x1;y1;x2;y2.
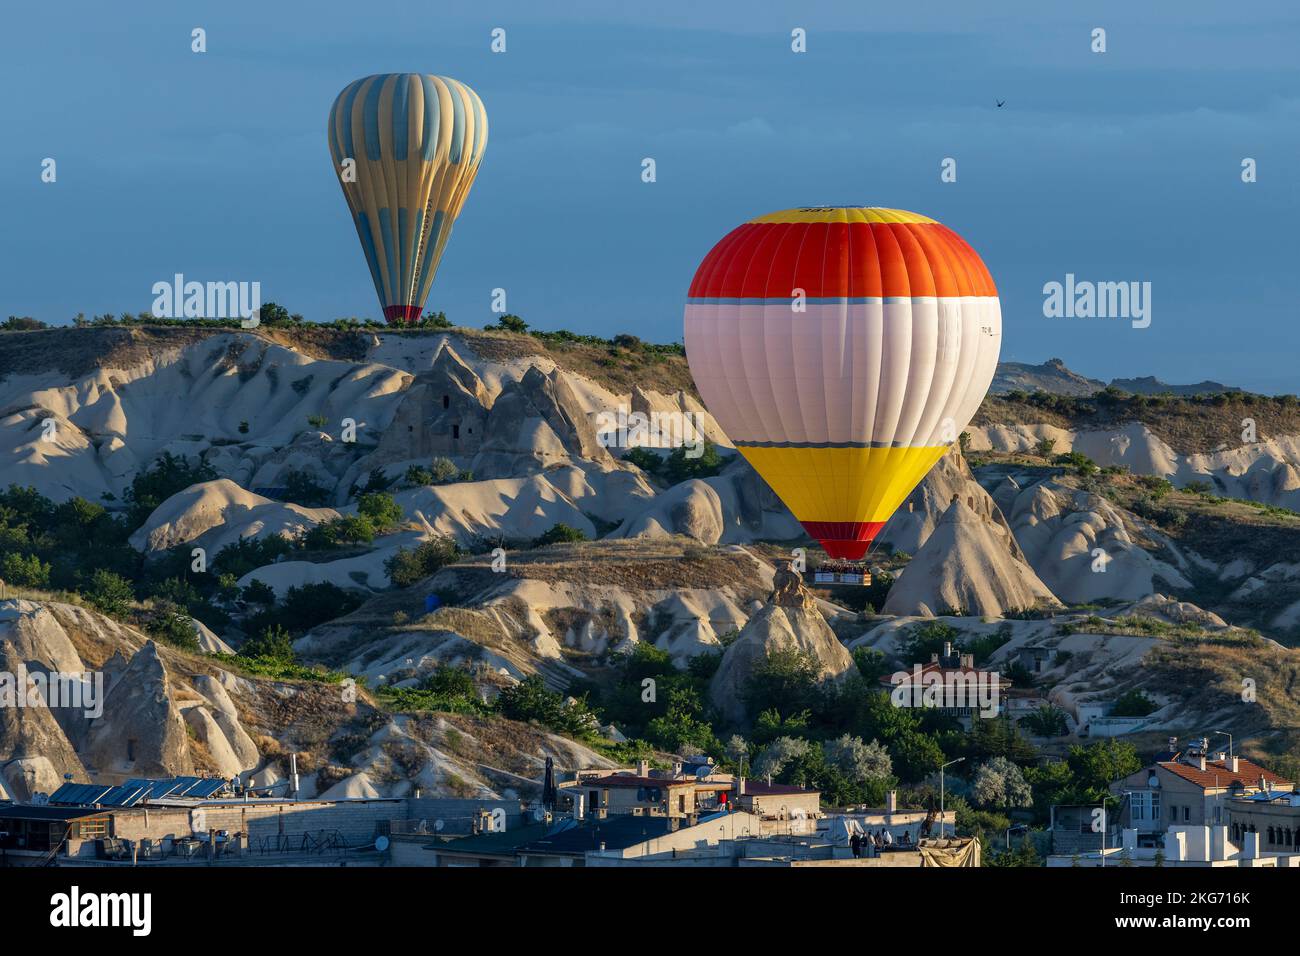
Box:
327;74;487;325
684;206;1001;561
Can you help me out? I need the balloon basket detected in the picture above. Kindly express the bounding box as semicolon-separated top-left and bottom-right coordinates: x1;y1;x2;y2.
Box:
810;560;870;586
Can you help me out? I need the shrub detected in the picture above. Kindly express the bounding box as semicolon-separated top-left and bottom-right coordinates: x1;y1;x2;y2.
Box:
741;648;821;720
357;492;403;532
278;582;364;632
1;551;50;588
282;468;331;507
662;440;723;484
385;538;460;587
488;314;528;333
214;535;294;577
239;624;296;662
304;515;375;549
1020;704;1069;737
1054;451;1098;477
1110;689;1157;718
622;447;663;473
85;569;135;616
496;675;598;738
145;602;201;651
124;452;217;526
241;579;276;606
531;523;588;548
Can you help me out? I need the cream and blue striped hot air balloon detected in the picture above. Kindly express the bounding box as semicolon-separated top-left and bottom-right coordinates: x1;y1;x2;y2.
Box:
328;74;487;325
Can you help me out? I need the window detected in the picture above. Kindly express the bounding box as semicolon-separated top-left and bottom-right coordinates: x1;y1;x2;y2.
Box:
1130;790;1159;823
442;395;450;409
452;424;460;439
1183;806;1191;822
77;817;108;839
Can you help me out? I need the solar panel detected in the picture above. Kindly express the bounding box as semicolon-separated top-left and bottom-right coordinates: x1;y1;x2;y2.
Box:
169;776;204;797
48;776;229;807
49;783;113;805
143;779;185;799
98;783;153;807
187;779;228;798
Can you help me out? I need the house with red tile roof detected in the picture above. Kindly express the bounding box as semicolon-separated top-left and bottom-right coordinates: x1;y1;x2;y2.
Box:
1110;736;1294;845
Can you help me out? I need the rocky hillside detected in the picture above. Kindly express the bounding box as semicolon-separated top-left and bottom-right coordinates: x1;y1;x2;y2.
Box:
0;598;614;802
4;323;1300;789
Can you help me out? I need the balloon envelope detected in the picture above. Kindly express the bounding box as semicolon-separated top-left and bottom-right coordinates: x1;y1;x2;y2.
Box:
328;74;487;325
683;206;1002;560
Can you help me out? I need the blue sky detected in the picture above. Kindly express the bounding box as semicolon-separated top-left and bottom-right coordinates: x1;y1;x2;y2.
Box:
3;1;1298;391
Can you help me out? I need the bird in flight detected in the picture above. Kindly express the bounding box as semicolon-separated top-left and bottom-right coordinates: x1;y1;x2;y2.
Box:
996;99;1005;108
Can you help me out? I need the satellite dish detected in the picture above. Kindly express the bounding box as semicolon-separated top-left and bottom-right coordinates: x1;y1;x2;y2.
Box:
1148;775;1160;788
374;835;389;852
434;819;445;832
695;767;712;779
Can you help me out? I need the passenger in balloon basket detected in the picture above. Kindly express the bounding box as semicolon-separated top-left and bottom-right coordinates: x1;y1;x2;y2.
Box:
810;557;869;585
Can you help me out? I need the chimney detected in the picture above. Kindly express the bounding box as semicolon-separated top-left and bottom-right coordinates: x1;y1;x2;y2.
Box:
885;790;897;821
672;761;683;779
573;792;585;820
636;759;649;777
735;776;746;798
1168;736;1178;753
1198;755;1206;771
289;753;300;799
960;653;974;669
943;641;953;658
1260;776;1268;793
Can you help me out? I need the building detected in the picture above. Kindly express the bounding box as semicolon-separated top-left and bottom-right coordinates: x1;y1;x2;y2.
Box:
0;775;527;865
557;760;820;825
879;641;1012;728
1016;645;1054;675
1048;823;1300;868
1048;804;1109;855
1226;789;1300;852
1111;737;1293;845
389;808;980;868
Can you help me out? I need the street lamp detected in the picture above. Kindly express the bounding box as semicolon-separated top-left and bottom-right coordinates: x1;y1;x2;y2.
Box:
940;758;965;838
1213;730;1233;762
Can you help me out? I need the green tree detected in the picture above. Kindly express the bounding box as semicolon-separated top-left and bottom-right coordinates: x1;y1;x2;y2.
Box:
1110;689;1157;717
85;569;135;616
124;453;217;526
240;624;296;662
972;756;1034;809
1067;739;1141;792
384;538;459;587
357;492;403;532
531;523;588;548
662;441;723;484
1;551;50;588
741;648;821;722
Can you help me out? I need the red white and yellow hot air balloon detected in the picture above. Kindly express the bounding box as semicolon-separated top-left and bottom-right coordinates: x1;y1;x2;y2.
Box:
684;206;1001;560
